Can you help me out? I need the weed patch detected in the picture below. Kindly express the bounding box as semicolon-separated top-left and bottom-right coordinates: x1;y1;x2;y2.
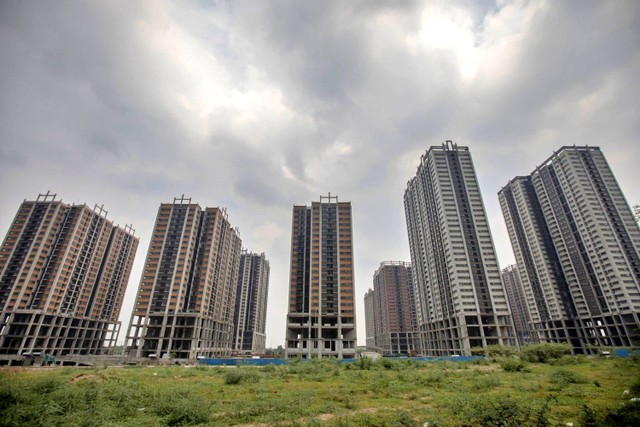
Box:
223;368;259;385
472;373;501;390
499;358;530;372
0;358;636;426
549;368;587;387
463;394;536;426
520;343;572;363
151;388;211;426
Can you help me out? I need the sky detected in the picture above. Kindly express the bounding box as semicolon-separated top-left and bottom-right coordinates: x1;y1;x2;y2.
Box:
1;0;639;348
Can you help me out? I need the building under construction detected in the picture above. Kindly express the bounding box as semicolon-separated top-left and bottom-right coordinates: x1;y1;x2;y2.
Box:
499;146;640;352
0;193;138;360
285;194;357;358
232;251;270;355
126;197;242;359
367;261;418;356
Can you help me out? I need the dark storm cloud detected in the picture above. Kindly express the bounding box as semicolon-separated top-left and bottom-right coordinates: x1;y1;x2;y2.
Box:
1;0;638;347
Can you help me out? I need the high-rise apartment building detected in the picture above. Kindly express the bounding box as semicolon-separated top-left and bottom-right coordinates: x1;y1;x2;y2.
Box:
0;193;138;358
499;146;640;352
367;261;418;355
232;250;270;355
501;264;534;345
404;141;516;355
126;197;242;359
285;194;357;358
364;289;376;348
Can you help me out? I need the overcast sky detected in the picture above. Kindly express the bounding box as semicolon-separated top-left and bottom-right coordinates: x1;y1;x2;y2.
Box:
1;0;639;347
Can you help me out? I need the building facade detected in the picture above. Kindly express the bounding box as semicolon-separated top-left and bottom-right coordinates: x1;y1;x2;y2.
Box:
367;261;418;356
0;193;138;358
364;289;376;348
285;194;357;358
232;250;270;355
499;175;574;347
404;141;516;355
499;146;640;352
126;197;242;359
501;264;534;345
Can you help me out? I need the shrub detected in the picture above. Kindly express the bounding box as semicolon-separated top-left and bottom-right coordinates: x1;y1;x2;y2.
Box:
470;357;490;366
260;364;276;373
533;395;555;427
603;401;640;425
485;344;520;358
520;343;572;363
550;355;582;366
376;358;396;370
580;404;601;427
392;410;414;427
500;358;529;372
418;368;446;385
287;358;338;376
223;369;258;385
152;390;210;426
470;346;486;356
354;356;373;370
629;376;640;397
465;395;534;426
549;369;586;387
581;401;640;427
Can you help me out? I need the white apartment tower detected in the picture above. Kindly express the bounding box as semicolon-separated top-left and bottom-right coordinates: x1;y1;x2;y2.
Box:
404;141;516;355
499;146;640;352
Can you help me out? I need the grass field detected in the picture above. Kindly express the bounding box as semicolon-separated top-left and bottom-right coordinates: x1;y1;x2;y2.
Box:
1;356;639;426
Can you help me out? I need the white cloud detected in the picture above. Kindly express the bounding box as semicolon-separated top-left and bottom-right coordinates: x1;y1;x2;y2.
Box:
251;221;284;254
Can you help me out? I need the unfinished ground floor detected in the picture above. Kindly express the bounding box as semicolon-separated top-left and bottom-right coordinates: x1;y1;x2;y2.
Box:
529;311;640;354
0;309;119;357
416;313;516;356
126;312;234;359
285;313;357;359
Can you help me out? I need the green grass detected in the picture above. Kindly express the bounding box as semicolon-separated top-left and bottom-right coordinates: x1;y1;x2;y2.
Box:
1;357;638;426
